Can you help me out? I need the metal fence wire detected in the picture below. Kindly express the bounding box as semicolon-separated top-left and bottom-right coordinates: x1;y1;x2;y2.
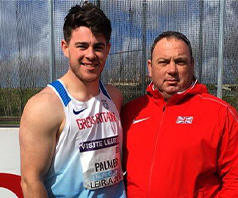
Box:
0;0;237;118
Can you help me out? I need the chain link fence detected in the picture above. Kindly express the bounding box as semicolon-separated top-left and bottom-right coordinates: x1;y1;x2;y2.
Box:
0;0;237;121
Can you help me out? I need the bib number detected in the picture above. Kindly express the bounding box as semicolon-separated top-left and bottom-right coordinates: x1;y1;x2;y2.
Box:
79;135;123;189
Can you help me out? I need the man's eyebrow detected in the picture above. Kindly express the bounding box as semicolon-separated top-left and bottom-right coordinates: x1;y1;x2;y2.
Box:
74;42;105;47
94;42;106;47
156;57;169;60
74;42;88;46
175;56;188;60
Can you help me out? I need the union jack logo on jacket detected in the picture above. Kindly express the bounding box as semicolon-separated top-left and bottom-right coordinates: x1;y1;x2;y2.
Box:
176;116;193;124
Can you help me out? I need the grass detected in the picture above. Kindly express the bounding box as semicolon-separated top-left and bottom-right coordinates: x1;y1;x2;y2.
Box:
0;84;237;126
223;95;238;110
0;87;42;118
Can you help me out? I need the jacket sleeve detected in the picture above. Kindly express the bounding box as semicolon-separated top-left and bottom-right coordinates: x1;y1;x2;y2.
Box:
120;105;131;170
216;105;238;197
120;104;133;187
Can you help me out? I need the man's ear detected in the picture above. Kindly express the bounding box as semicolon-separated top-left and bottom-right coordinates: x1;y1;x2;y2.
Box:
106;42;111;55
61;39;69;58
191;57;195;69
147;59;152;78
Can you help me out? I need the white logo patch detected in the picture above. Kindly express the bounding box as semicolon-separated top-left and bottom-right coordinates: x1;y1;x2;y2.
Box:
132;117;150;124
176;116;193;124
101;99;109;109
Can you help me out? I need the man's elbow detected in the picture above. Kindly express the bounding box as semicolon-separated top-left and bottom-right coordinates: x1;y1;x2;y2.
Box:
20;174;45;196
20;175;31;194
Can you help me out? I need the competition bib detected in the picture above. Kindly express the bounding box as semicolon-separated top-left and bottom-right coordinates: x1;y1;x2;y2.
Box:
79;135;123;190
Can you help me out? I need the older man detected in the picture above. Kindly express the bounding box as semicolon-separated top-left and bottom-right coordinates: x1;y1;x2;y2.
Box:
121;31;238;198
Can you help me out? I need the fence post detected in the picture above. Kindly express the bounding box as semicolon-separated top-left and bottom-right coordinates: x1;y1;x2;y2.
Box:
141;0;147;95
49;0;56;83
217;0;225;98
96;0;100;8
198;0;204;83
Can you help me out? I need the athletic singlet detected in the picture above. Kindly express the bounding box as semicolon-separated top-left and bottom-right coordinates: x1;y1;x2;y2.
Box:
44;80;126;198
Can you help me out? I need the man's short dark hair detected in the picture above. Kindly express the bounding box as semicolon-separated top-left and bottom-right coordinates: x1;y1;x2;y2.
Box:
63;2;112;44
151;31;193;61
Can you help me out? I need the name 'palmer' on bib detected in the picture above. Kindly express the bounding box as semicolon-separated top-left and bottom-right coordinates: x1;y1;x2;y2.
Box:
95;158;118;172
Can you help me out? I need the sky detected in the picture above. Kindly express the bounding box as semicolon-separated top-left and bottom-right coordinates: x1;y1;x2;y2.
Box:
0;0;237;85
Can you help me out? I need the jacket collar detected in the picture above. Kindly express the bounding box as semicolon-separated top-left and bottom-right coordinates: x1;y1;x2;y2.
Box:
146;79;208;105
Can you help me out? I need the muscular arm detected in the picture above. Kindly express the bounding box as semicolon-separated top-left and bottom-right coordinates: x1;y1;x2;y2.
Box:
19;88;64;198
106;85;123;113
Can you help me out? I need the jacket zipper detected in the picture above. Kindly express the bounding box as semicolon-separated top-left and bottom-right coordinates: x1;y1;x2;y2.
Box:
147;104;166;197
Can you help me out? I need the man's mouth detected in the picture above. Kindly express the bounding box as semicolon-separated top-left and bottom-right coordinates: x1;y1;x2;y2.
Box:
166;79;178;82
166;79;179;85
81;63;98;67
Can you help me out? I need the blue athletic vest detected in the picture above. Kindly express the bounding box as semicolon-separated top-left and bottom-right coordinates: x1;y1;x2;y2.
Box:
44;80;126;198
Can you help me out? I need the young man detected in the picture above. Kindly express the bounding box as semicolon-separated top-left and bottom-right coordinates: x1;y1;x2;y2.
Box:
121;31;238;198
20;2;126;198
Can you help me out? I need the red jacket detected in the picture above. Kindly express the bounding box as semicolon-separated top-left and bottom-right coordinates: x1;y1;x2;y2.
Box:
121;81;238;198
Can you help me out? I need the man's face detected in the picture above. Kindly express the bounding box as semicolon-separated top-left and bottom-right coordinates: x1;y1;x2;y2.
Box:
61;26;110;83
148;38;194;100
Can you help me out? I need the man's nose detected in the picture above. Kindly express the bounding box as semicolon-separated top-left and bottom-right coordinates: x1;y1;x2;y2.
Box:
167;61;177;74
85;47;96;59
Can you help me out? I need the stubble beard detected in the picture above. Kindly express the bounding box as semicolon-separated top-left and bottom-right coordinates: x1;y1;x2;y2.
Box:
71;64;103;83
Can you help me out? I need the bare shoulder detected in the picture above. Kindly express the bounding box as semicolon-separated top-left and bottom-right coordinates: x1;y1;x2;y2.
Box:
20;87;64;135
22;87;63;117
105;85;123;113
